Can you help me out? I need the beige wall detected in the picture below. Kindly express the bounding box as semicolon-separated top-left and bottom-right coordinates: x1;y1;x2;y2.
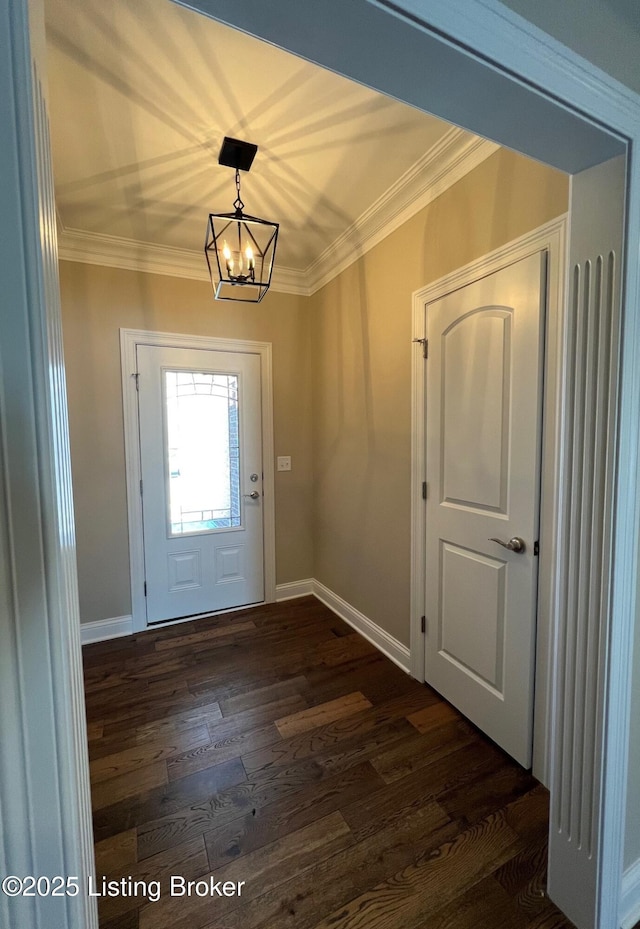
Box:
60;264;313;624
60;148;568;636
310;148;568;646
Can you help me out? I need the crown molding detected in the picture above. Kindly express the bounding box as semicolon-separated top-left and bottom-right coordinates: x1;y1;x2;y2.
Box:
57;127;498;296
56;226;310;296
305;128;498;294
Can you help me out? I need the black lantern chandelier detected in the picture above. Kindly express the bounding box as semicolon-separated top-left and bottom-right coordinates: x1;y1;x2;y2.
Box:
205;137;279;303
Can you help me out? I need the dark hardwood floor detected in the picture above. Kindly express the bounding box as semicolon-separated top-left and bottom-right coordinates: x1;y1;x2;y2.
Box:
83;596;576;929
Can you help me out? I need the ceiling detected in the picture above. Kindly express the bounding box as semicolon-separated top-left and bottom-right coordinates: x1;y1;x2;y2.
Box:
45;0;492;285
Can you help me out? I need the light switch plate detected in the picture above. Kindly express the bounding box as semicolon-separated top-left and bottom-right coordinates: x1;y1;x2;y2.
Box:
277;456;292;471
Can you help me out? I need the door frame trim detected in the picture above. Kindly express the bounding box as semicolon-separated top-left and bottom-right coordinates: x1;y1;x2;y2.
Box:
410;214;567;785
120;328;276;632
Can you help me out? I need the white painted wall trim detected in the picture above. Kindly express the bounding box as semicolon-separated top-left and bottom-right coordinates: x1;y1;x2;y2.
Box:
620;859;640;929
275;579;314;600
58;225;308;296
410;215;567;787
120;328;276;633
80;615;134;646
313;580;410;673
305;131;498;294
57;130;497;298
79;583;409;681
0;1;98;926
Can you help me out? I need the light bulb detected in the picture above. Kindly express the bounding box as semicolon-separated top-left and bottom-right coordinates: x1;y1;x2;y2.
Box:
222;242;234;276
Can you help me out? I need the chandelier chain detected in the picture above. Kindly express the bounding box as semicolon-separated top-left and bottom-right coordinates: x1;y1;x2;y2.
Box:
233;168;245;215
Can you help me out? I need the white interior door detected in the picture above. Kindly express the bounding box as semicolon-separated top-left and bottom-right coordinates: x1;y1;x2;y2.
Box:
424;252;546;767
137;344;264;624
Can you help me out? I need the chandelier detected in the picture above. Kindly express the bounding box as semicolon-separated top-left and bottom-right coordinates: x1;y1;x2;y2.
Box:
204;137;279;303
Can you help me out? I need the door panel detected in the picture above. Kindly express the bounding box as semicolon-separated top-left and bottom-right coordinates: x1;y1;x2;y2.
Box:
137;344;264;623
425;251;546;767
439;542;506;693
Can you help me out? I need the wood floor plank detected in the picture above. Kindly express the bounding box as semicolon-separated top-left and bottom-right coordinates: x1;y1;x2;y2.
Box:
85;658;194;695
211;694;309;736
407;699;460;733
494;838;549;917
100;911;139;929
87;721;105;741
94;829;137;876
438;759;538;827
219;676;309;717
370;717;485;784
138;812;354;929
309;809;522;929
242;690;440;776
302;653;423;707
91;762;168;811
203;761;383;870
246;718;417;788
91;705;223;761
85;679;191;719
414;874;529;929
315;632;378;667
97;836;208;923
154;620;257;652
274;691;372;738
523;911;578;929
91;724;211;783
99;697;222;740
166;722;282;781
136;758;326;861
84;597;576;929
93;756;247;843
203;800;457;929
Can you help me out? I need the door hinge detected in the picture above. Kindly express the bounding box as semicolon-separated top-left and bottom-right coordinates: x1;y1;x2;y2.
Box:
534;540;539;556
144;581;147;597
133;372;140;392
421;616;426;634
139;479;143;497
413;337;428;359
422;481;428;500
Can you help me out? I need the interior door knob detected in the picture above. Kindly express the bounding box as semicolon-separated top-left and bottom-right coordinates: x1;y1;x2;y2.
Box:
489;536;526;553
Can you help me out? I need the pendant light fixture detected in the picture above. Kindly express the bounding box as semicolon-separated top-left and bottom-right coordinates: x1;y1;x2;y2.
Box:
205;137;279;303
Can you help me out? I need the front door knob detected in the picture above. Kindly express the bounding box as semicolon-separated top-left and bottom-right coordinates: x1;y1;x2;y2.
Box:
243;490;260;500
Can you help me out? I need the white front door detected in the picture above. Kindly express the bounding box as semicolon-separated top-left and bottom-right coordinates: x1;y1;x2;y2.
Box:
424;252;546;767
137;344;264;624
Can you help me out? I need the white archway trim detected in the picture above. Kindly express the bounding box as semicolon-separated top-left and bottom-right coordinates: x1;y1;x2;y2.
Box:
0;1;98;927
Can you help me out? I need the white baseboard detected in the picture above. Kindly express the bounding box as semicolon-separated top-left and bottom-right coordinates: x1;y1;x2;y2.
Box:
275;578;314;601
621;859;640;929
80;614;133;646
79;582;411;679
312;580;411;673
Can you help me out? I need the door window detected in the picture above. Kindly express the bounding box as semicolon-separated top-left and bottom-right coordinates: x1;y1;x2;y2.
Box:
164;370;240;535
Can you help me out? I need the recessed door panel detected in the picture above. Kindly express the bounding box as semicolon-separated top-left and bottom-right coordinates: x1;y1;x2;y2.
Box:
167;550;202;592
439;542;505;694
215;546;244;585
442;311;511;514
